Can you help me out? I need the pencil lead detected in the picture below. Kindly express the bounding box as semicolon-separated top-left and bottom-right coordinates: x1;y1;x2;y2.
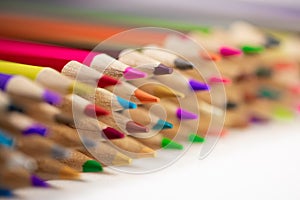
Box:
31;175;50;187
250;116;268;123
161;138;183;150
201;52;222;61
134;89;160;103
42;90;62;105
0;132;14;147
84;104;110;117
0;188;14;197
52;146;71;159
98;75;119;88
258;88;280;100
241;45;264;54
59;166;81;179
189;80;210;91
54;114;74;125
174;58;194;70
153;119;173;130
152;85;185;98
22;124;48;136
219;46;242;57
209;76;231;84
124;67;147;79
82;160;103;172
188;134;205;143
140;146;156;157
297;104;300;112
126;121;149;133
112;153;132;166
255;67;273;78
264;34;280;48
290;84;300;95
102;127;125;139
176;108;198;120
226;101;238;110
153;64;173;75
117;96;137;109
273;106;294;120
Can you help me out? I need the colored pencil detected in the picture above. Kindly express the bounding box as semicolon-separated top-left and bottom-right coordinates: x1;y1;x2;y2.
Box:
35;158;81;180
58;150;103;172
0;168;49;189
0;38;118;87
0;112;48;136
78;142;132;166
98;111;149;137
0;146;37;171
106;81;160;104
129;78;185;98
0;187;14;198
57;94;110;117
141;45;194;69
0;129;14;147
136;134;183;150
110;136;156;158
118;49;173;76
119;106;173;130
0;73;61;105
0;37;146;80
15;135;71;159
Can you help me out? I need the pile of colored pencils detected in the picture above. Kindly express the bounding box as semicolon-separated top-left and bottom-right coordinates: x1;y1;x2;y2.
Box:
0;12;299;197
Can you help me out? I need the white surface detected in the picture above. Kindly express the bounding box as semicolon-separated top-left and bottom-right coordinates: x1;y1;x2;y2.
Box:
12;117;300;200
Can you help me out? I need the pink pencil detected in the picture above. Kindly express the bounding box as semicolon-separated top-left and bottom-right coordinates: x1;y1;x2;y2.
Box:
0;38;146;80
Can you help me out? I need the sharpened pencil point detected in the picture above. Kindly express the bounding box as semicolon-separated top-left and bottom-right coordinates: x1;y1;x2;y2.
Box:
189;80;210;91
241;45;264;54
42;90;61;105
102;127;125;139
153;64;173;75
54;114;74;125
174;58;194;70
31;175;50;187
273;106;294;120
112;152;132;166
153;119;173;130
126;121;149;133
82;160;103;172
265;34;280;48
98;75;119;88
117;96;137;109
153;85;185;98
226;101;238;110
219;46;242;57
188;134;205;143
22;124;48;136
161;138;183;150
0;188;14;197
201;52;222;61
140;147;156;157
134;89;160;103
84;104;110;117
209;76;231;84
124;67;147;79
59;166;81;180
176;108;198;120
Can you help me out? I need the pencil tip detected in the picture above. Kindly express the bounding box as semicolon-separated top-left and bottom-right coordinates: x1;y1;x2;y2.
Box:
0;188;14;197
59;166;81;180
176;108;198;120
84;104;110;117
153;64;173;75
153;119;173;130
241;45;264;54
201;52;222;61
43;90;62;105
98;75;119;88
161;138;183;150
219;46;242;57
22;124;48;136
209;76;231;84
126;121;149;133
31;175;50;188
174;58;194;70
54;114;74;125
188;134;205;143
117;96;137;109
82;160;103;172
153;85;185;98
264;34;280;48
226;101;238;110
134;89;160;103
140;147;156;156
102;127;125;139
124;67;147;79
189;80;210;91
112;152;132;166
